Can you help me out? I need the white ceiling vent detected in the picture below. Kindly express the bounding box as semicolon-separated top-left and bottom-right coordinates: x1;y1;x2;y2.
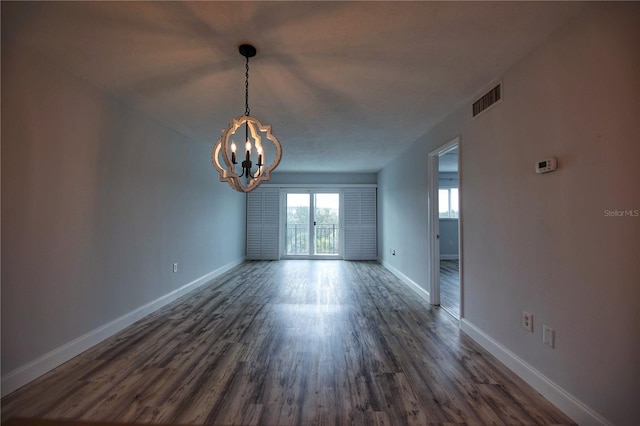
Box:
472;83;502;117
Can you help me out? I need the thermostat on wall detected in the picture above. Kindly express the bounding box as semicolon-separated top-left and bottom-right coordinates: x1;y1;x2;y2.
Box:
535;157;557;174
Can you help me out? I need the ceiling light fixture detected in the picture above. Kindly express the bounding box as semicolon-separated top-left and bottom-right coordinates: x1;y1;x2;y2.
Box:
212;44;282;193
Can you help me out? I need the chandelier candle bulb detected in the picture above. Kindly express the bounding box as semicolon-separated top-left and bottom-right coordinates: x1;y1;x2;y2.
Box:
230;142;237;164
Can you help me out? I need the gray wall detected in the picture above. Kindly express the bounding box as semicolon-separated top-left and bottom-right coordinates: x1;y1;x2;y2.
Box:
1;40;246;374
439;220;459;259
438;172;458;188
378;4;639;424
269;172;377;185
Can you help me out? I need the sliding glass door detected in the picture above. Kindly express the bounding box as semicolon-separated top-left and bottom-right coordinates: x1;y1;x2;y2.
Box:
285;193;311;256
284;191;340;258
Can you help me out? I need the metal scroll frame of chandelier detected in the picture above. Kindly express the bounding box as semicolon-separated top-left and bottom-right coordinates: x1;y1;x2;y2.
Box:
212;44;282;193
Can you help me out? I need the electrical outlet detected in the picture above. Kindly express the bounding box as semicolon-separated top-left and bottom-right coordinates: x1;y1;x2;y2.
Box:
522;311;533;332
543;325;555;348
173;262;178;273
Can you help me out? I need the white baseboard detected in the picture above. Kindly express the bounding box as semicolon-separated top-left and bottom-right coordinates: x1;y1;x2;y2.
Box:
459;319;611;426
1;258;245;397
380;260;430;304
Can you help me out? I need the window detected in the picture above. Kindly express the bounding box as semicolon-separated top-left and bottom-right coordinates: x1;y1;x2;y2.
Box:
439;188;459;218
284;191;341;257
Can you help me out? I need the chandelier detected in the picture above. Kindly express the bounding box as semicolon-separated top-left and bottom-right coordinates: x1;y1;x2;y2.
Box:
212;44;282;193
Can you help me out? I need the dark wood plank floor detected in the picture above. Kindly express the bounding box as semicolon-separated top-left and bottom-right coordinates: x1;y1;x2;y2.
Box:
439;259;460;318
2;261;573;425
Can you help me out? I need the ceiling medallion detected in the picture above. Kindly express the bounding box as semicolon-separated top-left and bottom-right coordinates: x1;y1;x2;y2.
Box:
212;44;282;193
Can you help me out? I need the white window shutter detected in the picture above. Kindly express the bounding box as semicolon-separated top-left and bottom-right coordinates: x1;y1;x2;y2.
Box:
343;187;377;260
246;187;280;260
360;187;377;259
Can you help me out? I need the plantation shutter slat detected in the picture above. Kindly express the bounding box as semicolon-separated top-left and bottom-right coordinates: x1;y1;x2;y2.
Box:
343;187;377;260
246;187;280;260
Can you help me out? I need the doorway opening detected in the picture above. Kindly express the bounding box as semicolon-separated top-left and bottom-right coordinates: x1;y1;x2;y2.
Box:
428;138;461;319
283;191;341;258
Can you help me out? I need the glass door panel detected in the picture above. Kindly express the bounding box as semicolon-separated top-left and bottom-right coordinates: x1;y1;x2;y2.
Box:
285;193;310;256
284;191;341;258
314;193;340;255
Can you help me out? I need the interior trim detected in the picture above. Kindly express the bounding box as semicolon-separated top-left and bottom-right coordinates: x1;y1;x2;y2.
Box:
460;318;611;426
380;260;430;304
1;257;245;397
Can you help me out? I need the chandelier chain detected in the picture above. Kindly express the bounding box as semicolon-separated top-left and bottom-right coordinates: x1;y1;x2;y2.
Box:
245;56;250;116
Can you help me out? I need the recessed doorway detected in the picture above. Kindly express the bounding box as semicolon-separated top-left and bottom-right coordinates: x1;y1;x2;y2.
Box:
428;138;462;319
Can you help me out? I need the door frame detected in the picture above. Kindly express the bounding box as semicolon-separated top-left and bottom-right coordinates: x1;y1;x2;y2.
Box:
280;188;344;260
428;136;462;317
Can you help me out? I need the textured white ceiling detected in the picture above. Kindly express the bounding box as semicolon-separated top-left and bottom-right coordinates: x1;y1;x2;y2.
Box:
2;1;585;172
